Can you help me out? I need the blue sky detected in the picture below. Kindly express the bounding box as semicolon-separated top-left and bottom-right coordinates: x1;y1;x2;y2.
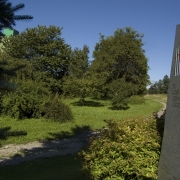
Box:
12;0;180;83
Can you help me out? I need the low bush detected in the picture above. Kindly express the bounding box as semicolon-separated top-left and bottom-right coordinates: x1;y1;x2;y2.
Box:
79;118;161;180
1;91;42;119
0;80;48;119
39;95;74;123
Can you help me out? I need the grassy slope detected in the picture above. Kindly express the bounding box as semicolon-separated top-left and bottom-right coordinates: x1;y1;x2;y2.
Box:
0;97;163;146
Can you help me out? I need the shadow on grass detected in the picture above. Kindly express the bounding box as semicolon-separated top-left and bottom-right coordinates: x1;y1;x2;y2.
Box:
71;100;104;107
0;123;97;179
0;127;27;147
46;124;91;140
108;106;130;110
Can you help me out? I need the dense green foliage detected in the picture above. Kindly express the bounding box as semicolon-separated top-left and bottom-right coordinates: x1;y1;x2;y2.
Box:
0;25;74;120
1;25;71;94
90;27;149;100
79;118;161;180
108;78;133;108
39;95;74;123
148;75;170;94
62;45;93;104
1;79;49;119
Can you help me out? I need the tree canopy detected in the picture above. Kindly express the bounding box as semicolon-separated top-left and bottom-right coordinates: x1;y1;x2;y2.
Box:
1;25;71;94
90;27;149;100
62;45;92;103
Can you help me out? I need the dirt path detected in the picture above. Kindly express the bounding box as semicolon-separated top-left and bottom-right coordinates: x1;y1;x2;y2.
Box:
0;101;166;166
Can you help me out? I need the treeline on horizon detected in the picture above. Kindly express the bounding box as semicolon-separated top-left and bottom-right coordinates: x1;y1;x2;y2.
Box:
147;75;170;94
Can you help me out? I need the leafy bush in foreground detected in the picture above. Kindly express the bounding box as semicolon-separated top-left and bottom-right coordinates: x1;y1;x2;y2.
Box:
79;118;161;180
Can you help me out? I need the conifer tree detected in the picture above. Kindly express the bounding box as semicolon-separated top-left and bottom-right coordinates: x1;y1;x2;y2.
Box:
0;0;33;37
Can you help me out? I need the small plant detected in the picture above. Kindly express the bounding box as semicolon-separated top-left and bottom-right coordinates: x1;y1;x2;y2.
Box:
40;95;74;123
129;95;145;105
79;118;161;180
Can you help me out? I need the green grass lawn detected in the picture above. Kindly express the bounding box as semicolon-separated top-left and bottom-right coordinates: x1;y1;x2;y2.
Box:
0;97;163;146
0;96;165;180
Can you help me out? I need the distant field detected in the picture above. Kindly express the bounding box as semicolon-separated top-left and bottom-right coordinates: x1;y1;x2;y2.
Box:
145;94;167;103
0;97;163;146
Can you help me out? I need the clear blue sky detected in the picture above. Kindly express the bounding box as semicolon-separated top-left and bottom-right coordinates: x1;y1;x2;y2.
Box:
12;0;180;83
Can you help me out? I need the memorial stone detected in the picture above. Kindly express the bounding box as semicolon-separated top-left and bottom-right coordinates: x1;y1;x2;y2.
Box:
158;24;180;179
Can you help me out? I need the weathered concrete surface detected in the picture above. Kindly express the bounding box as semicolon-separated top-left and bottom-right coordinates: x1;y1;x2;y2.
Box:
158;24;180;179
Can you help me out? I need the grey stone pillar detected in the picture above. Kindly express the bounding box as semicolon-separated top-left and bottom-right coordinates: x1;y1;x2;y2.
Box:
158;24;180;179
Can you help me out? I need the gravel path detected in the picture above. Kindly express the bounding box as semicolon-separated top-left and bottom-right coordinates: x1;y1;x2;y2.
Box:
0;130;101;166
0;101;166;166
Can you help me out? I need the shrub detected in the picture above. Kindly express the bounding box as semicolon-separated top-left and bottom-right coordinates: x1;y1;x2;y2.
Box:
79;118;161;180
1;80;49;119
1;91;41;119
128;95;145;105
39;95;74;123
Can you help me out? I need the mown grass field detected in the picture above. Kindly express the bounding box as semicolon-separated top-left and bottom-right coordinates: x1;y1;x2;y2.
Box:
0;95;166;180
0;97;163;146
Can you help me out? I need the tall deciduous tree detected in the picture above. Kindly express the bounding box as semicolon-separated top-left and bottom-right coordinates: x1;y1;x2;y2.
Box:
1;25;71;94
0;0;33;37
90;27;149;98
62;45;92;104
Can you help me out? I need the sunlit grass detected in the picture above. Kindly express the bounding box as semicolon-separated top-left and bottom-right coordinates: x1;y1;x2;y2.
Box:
0;97;163;146
145;94;167;103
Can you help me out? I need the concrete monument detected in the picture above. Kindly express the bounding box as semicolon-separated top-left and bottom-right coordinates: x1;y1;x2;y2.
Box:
158;24;180;179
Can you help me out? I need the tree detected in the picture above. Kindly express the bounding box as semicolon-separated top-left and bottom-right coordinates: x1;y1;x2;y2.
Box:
0;0;33;93
162;74;170;93
90;27;149;98
148;82;158;94
148;75;170;94
0;0;33;37
62;45;92;104
1;25;71;94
